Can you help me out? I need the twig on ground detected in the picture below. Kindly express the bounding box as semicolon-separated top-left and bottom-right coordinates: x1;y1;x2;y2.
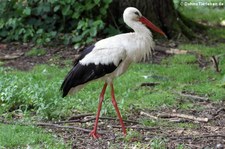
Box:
157;113;208;122
111;125;159;131
68;113;93;120
55;119;81;124
80;117;96;123
167;118;188;123
55;117;96;124
140;111;208;122
154;45;188;55
140;111;158;120
0;52;24;60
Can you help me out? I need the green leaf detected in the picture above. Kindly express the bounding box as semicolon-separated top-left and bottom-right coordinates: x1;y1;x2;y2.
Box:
86;37;93;43
18;28;26;35
81;30;90;38
72;36;82;42
42;3;51;12
53;5;60;12
36;29;43;34
0;19;4;29
49;31;57;36
100;7;107;15
103;0;112;3
48;0;58;4
93;20;104;28
77;20;87;30
23;7;31;15
85;2;95;10
63;36;71;45
72;12;80;19
90;27;97;36
74;43;81;49
62;5;71;16
0;0;111;45
65;0;72;4
45;38;51;43
94;0;100;4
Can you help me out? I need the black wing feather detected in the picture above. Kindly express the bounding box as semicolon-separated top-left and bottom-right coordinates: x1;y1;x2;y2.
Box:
60;44;121;97
60;63;120;97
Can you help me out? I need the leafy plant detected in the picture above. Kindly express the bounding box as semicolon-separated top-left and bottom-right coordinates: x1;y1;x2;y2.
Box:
0;0;112;46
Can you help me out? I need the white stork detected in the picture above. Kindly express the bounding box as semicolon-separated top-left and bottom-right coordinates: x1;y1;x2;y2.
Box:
60;7;166;139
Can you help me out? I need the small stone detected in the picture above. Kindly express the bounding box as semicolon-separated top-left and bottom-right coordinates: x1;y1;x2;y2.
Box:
216;143;223;149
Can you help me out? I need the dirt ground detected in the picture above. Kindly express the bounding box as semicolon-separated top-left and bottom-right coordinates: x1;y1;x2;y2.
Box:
0;42;76;70
47;100;225;149
1;43;225;148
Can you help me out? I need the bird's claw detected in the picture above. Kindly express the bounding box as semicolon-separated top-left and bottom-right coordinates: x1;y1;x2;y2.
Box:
89;130;101;139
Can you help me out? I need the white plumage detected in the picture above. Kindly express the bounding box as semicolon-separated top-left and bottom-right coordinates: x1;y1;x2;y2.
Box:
61;7;166;139
80;7;155;83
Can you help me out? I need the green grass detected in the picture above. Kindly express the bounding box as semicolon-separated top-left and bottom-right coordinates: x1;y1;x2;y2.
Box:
25;48;47;57
208;28;225;39
179;7;225;24
175;0;225;24
1;45;224;119
0;65;69;119
174;0;225;43
0;124;67;148
180;43;225;57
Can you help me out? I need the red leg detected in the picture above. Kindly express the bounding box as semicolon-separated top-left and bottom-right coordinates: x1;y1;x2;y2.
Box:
110;83;127;135
89;82;107;139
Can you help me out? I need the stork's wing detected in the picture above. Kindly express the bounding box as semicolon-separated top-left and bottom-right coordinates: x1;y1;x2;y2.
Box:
73;45;94;66
60;46;127;97
80;46;126;66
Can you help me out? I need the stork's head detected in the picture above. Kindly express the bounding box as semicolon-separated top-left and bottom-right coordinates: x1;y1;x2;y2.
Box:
123;7;166;37
123;7;142;22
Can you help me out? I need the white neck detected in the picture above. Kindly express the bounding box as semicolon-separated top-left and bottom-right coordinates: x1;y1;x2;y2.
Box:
126;20;153;39
123;20;154;62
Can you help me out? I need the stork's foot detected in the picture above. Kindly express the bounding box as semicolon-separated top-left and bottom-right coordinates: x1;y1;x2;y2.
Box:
89;130;101;139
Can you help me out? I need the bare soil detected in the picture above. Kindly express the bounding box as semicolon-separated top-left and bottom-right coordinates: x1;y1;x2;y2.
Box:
1;42;225;148
0;42;76;70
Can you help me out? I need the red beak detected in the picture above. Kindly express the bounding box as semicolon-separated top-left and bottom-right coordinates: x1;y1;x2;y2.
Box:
139;16;166;38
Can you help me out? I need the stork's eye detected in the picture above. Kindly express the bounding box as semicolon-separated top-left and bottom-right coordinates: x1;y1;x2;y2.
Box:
134;11;140;16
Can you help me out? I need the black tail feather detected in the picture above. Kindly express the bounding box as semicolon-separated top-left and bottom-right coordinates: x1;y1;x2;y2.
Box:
60;68;76;97
60;45;95;97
